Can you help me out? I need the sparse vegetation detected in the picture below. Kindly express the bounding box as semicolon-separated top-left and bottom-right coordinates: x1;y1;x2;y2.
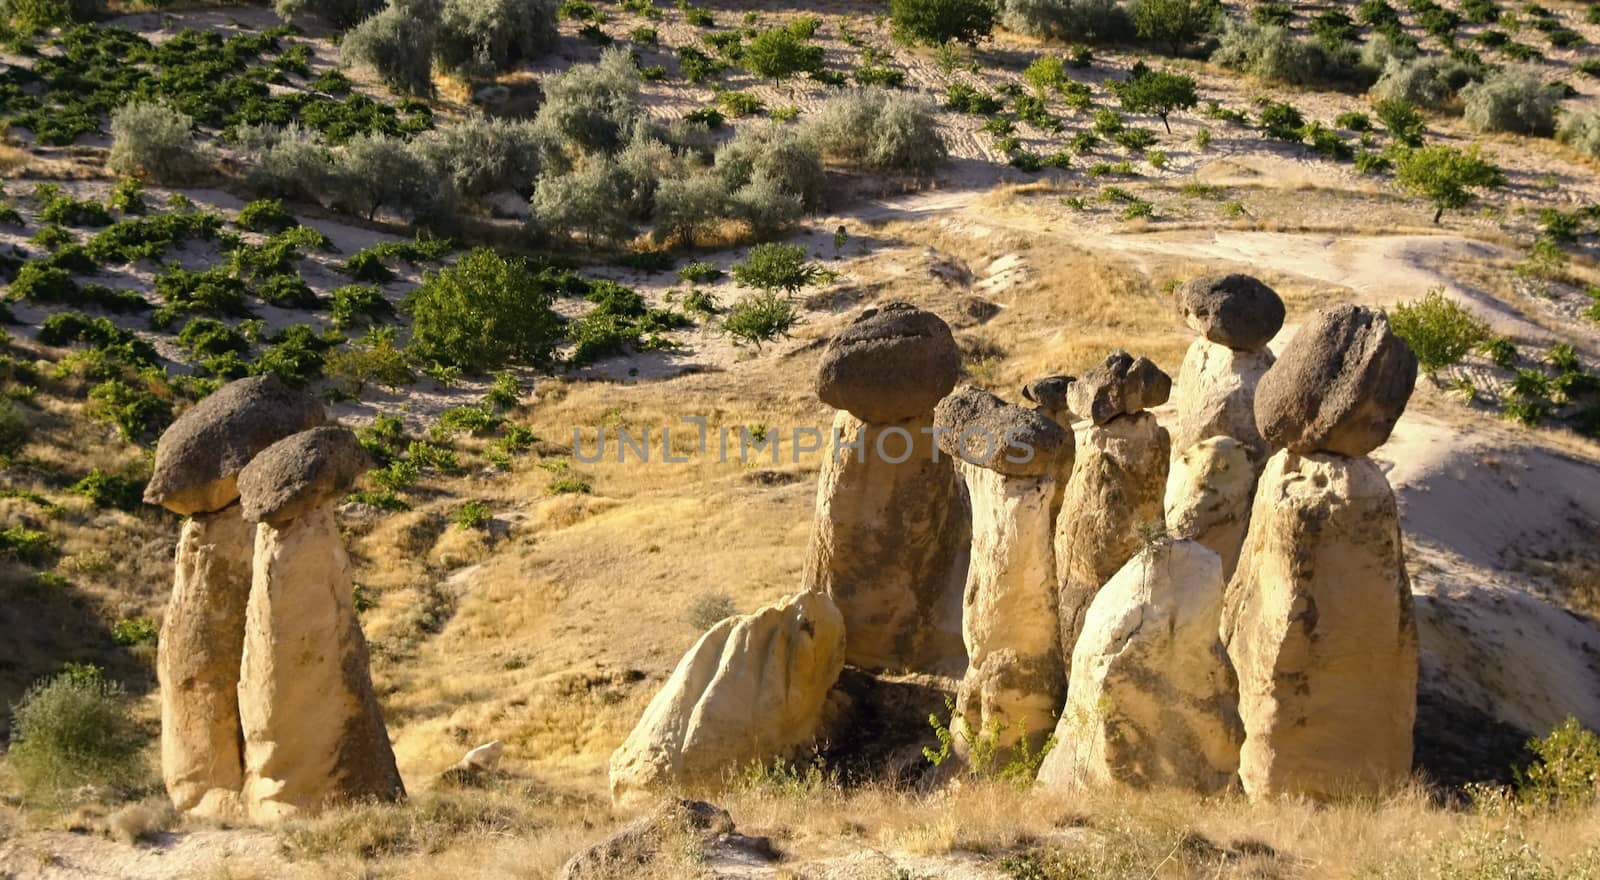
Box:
1387;289;1490;375
7;667;148;806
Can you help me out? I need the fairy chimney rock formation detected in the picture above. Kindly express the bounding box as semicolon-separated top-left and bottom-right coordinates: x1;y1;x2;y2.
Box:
1164;436;1256;578
1021;374;1075;429
1223;305;1420;801
1053;352;1171;676
147;376;326;818
933;387;1070;757
1039;540;1242;793
609;591;846;806
236;426;404;822
1170;274;1283;461
804;303;969;674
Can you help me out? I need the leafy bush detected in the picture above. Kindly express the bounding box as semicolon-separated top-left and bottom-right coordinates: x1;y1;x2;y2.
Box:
108;179;146;215
1515;717;1600;812
414;116;545;199
0;400;29;457
1375;98;1426;146
325;327;414;392
722;290;800;349
1460;68;1558;135
685;591;737;630
650;174;732;246
1130;0;1221;54
406;248;564;372
6;668;147;806
237;198;298;233
275;0;383;29
1395;143;1506;223
332;134;455;222
107;101;211;185
890;0;997;46
1210;19;1351;86
801;89;947;174
565;280;687;365
1112;67;1197;132
533;48;642;153
434;0;557;76
732;243;826;293
1387;289;1489;374
679;261;723;283
111;616;159;646
744;21;825;83
330;284;396;329
1370;57;1478;110
999;0;1131;42
1556;109;1600;159
531;159;635;244
70;468;146;510
342;4;439;99
240;124;338;203
712;124;827;209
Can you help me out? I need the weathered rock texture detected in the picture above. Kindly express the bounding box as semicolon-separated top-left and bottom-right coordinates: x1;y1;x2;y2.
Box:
1254;305;1418;457
237;426;400;821
1066;352;1171;427
1176;274;1286;351
933;387;1070;756
238;505;405;821
158;505;253;818
1164;436;1256;578
1039;540;1242;793
815;303;962;424
1053;411;1170;673
1171;339;1275;462
609;591;846;806
804;411;969;674
1021;374;1075;428
1222;451;1418;800
144;376;326;516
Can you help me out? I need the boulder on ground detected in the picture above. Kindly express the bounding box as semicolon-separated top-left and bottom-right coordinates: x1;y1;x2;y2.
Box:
1176;274;1285;351
144;376;326;516
1038;540;1242;793
1054;411;1170;673
803;410;969;673
609;591;846;806
934;386;1071;478
558;800;778;880
815;303;962;424
1171;338;1274;461
1066;352;1171;427
237;426;370;527
1253;305;1418;457
158;505;253;819
1165;436;1256;578
1223;450;1418;801
239;506;405;821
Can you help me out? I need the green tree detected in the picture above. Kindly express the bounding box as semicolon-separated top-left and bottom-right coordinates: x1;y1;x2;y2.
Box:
1130;0;1221;54
890;0;997;47
1386;288;1489;375
732;243;826;294
1113;68;1198;133
1375;97;1426;147
406;248;564;372
1394;143;1505;224
743;23;824;87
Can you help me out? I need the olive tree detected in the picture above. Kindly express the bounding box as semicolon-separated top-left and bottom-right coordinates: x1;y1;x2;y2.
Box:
1131;0;1221;55
108;101;212;184
890;0;997;46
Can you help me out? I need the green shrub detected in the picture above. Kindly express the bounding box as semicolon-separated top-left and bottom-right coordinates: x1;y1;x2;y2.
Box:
69;468;145;510
1557;109;1600;159
324;328;414;392
1375;98;1426;146
1461;68;1557;135
237;198;298;233
251;325;336;387
330;284;396;329
6;668;147;806
108;179;146;215
721;290;800;349
890;0;997;46
1515;717;1600;811
651;174;733;246
712;124;826;209
275;0;382;29
434;0;558;77
331;134;455;223
533;48;642;152
1130;0;1221;54
1000;0;1131;42
87;379;174;441
801;89;947;174
111;616;158;646
451;500;492;529
1211;19;1347;85
531;160;635;244
743;21;824;84
1395;143;1505;223
685;591;737;630
565;280;688;365
107;101;211;185
732;243;826;294
545;474;591;495
1386;289;1489;374
413;117;545;198
406;248;564;372
678;261;723;283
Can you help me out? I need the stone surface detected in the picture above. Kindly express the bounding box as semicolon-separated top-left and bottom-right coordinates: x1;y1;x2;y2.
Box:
933;386;1071;478
1021;374;1075;425
237;426;371;527
815;303;962;424
144;376;326;516
1038;540;1242;793
1164;436;1257;578
239;507;405;821
1222;451;1418;801
1053;412;1170;675
1254;305;1418;457
558;800;779;880
952;461;1064;759
1065;352;1171;427
803;410;969;673
1176;274;1286;351
159;506;253;819
609;591;846;806
1171;338;1274;461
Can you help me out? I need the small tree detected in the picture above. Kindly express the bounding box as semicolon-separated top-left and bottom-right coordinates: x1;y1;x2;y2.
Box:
743;23;824;87
341;2;439;98
1374;97;1426;147
890;0;997;47
652;173;731;246
1113;68;1198;133
435;0;558;76
1394;143;1505;223
7;667;147;806
1131;0;1221;55
406;248;564;372
107;101;211;185
331;134;454;222
732;243;825;294
1386;289;1489;375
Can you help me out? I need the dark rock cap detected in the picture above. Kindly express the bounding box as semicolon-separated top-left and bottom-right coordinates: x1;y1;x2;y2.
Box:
815;303;961;424
1176;274;1286;351
144;376;328;516
1066;352;1172;426
1021;375;1075;415
933;386;1071;477
238;426;371;526
1254;305;1418;457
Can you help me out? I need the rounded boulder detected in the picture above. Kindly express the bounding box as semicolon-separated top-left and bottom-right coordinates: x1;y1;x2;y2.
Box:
815;303;961;424
238;426;371;526
933;386;1070;478
1176;274;1285;351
